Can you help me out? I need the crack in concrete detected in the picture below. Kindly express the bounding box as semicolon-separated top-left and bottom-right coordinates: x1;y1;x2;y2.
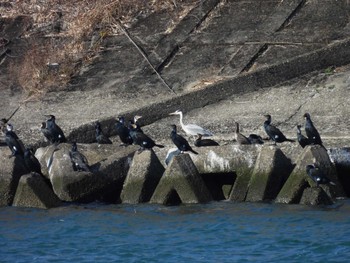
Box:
156;0;221;73
275;0;307;32
238;0;307;74
240;44;269;73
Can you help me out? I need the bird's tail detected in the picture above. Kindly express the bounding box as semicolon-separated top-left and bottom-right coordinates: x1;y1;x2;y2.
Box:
286;138;295;142
155;144;165;148
190;148;198;155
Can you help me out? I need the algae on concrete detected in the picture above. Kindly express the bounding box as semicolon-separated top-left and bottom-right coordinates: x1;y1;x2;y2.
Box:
120;149;164;204
246;146;293;202
150;154;212;205
13;173;62;209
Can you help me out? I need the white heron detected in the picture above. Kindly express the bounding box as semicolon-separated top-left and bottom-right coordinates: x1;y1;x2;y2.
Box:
169;110;213;137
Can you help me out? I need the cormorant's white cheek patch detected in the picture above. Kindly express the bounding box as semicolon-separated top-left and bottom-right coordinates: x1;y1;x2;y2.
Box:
13;146;17;151
316;178;321;182
142;142;147;146
275;135;279;139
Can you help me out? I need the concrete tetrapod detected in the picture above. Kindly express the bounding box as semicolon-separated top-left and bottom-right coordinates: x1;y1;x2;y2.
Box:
245;145;293;202
275;145;345;204
150;154;212;205
13;173;62;209
0;148;29;206
120;149;164;204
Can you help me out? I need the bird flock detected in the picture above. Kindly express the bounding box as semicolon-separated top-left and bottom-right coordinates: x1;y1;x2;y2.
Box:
0;110;334;188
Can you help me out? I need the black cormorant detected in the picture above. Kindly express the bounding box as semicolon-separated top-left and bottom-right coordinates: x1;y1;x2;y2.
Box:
24;148;43;175
69;142;90;172
296;124;310;148
170;124;198;154
247;134;264;144
234;122;251;145
44;115;66;143
115;117;133;146
95;121;112;144
263;114;295;145
194;134;219;147
304;113;324;147
41;122;54;143
129;123;164;152
5;123;24;156
306;164;335;187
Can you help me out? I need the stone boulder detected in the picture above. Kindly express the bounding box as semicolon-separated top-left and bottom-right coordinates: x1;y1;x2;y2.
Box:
245;146;293;202
276;145;345;204
120;150;164;204
0;147;29;206
12;173;62;209
150;154;212;205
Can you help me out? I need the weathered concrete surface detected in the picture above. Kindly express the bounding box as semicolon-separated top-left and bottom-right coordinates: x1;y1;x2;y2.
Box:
245;146;293;202
299;187;334;206
276;145;345;204
190;144;260;174
328;147;350;197
1;1;350;150
37;143;135;202
120;150;164;204
150;154;212;205
0;148;29;206
12;173;62;209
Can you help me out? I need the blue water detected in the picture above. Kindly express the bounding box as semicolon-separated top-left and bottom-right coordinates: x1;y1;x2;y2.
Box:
1;201;350;263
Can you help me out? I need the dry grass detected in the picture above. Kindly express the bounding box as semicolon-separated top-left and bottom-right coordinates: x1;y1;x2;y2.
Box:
1;0;186;99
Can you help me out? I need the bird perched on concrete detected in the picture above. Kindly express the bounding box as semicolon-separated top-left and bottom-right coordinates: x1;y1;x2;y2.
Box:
44;115;66;144
247;134;264;144
129;123;164;152
41;122;54;143
169;110;213;137
95;121;112;144
115;117;133;146
296;124;310;148
194;134;219;147
306;164;335;187
234;122;251;145
5;123;24;157
171;124;198;154
69;142;90;172
304;113;324;148
24;148;43;175
263;114;295;145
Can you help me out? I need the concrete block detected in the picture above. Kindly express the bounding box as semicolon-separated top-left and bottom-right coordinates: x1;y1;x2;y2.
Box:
13;173;62;209
121;150;164;204
300;187;334;206
0;148;29;206
246;146;293;202
150;154;212;205
228;166;253;202
328;147;350;197
276;145;345;204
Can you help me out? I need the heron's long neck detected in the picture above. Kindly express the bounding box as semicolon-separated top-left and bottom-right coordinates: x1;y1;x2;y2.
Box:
179;112;185;130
